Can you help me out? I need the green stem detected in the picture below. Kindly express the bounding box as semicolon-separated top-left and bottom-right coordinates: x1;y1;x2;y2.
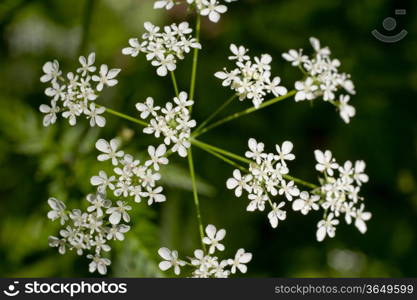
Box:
97;104;148;127
191;139;251;164
192;141;247;172
189;14;201;110
194;90;296;137
193;94;237;136
187;148;207;253
170;71;179;97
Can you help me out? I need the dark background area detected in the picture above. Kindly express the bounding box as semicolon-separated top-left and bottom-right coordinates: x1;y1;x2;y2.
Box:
0;0;416;277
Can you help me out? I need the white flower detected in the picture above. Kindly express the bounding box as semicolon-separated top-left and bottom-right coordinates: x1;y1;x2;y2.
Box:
228;248;252;274
106;201;132;225
91;236;111;253
123;22;201;76
154;0;175;10
85;103;106;127
229;139;371;242
278;180;300;201
267;201;287;228
294;77;318;101
173;91;194;113
226;169;252;197
339;95;356;124
46;186;136;275
292;191;320;215
45;81;66;101
95;138;125;166
39;101;59;126
92;64;120;91
40;60;61;83
87;254;111;275
229;44;249;61
143;21;160;40
245;138;265;164
314;149;339;176
354;160;369;185
90;170;116;192
265;76;288;97
338;160;354;180
316;213;339;242
145;144;168;171
172;138;190;157
284;37;356;121
92;138;166;206
343;201;356;224
47;198;68;225
203;224;226;254
77;52;96;76
48;236;66;254
309;37;330;56
247;191;267;211
144;186;166;205
152;54;176;77
354;204;371;234
61;103;80;126
275;141;295;166
39;53;118;127
200;0;228;23
86;193;111;217
107;224;130;241
216;45;287;108
158;247;186;275
122;38;143;57
139;92;196;157
282;49;308;66
190;249;208;267
159;225;252;277
136;97;160;119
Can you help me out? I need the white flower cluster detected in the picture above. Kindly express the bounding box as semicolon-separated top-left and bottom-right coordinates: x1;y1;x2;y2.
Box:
47;194;130;275
154;0;237;23
215;44;287;108
46;137;169;275
313;150;371;242
226;138;299;228
137;92;196;157
39;53;120;127
122;22;201;77
158;224;252;277
93;138;168;205
226;139;371;242
282;37;356;123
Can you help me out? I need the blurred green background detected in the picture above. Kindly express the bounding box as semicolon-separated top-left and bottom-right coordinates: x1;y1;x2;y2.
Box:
0;0;416;277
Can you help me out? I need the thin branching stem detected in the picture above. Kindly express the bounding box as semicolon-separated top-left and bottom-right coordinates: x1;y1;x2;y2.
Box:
194;90;296;137
189;14;201;112
193;94;237;136
191;138;251;164
187;148;207;253
97;104;148;127
170;71;180;97
192;140;248;172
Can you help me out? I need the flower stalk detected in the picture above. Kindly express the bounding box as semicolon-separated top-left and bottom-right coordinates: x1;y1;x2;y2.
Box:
187;148;207;253
193;90;296;137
